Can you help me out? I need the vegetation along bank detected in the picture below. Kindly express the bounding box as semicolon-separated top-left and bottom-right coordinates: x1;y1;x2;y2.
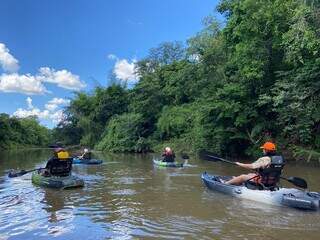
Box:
2;0;320;162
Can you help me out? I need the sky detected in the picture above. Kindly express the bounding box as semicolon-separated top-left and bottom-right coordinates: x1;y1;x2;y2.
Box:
0;0;220;128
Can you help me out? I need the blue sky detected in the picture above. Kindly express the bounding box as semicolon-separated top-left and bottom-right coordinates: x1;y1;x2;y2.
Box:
0;0;220;128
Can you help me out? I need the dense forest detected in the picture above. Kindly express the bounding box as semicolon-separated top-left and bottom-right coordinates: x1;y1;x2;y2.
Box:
2;0;320;160
0;114;51;149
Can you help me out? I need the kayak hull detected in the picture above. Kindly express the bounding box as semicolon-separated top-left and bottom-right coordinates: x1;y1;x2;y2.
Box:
153;159;183;168
32;171;84;189
72;158;103;165
201;172;320;211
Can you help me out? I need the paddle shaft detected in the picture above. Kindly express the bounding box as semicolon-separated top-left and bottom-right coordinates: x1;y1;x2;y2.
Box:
205;154;237;165
8;167;44;178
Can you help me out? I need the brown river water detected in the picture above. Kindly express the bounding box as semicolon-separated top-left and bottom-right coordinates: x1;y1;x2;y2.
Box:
0;150;320;240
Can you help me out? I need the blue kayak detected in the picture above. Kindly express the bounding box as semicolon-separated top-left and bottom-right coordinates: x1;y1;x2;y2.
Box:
72;158;103;165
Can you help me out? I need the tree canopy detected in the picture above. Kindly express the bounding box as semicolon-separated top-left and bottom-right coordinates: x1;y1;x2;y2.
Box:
32;0;320;159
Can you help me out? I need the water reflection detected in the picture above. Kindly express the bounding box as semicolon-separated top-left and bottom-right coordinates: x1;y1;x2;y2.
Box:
0;150;320;240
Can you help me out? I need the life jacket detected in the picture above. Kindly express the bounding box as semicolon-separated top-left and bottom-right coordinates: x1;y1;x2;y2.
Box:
163;155;175;162
162;151;175;162
50;150;72;176
257;154;285;187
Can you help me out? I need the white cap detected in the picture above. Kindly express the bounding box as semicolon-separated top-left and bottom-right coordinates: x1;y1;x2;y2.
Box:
84;148;89;153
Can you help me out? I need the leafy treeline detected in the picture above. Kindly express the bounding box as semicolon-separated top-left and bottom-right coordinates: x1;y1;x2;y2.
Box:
0;114;51;149
53;0;320;158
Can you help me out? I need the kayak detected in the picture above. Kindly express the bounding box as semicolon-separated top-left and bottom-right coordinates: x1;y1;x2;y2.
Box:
72;158;103;165
201;172;320;211
32;171;84;189
153;159;184;168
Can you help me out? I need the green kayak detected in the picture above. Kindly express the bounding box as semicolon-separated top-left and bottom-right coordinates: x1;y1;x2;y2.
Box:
32;171;84;189
153;159;184;167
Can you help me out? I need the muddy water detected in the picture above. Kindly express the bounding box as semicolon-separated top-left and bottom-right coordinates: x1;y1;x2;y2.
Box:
0;150;319;240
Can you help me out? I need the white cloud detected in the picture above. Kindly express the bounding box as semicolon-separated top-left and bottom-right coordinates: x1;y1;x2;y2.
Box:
45;97;70;111
0;68;85;95
0;43;85;95
39;67;86;91
0;73;47;95
113;59;139;83
14;107;50;120
50;109;65;124
0;43;19;73
26;97;33;109
13;97;70;126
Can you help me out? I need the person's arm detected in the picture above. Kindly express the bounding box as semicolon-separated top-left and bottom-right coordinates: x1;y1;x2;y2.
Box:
235;162;255;170
236;157;270;170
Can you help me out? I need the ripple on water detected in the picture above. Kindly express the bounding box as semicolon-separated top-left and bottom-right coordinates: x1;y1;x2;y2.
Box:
201;187;320;239
111;189;137;196
1;152;320;240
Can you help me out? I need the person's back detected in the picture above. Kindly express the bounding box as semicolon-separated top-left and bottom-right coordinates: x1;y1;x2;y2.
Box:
45;148;73;177
256;153;285;188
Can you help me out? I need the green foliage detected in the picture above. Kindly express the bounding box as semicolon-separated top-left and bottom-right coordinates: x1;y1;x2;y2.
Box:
53;84;128;147
51;0;320;160
96;113;151;152
0;114;51;149
156;105;195;139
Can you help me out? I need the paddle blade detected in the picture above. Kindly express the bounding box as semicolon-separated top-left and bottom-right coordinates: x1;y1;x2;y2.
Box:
287;177;308;189
8;170;27;178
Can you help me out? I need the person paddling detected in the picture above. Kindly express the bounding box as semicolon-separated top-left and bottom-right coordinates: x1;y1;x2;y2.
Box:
162;147;176;162
40;147;73;177
225;142;285;188
79;148;92;160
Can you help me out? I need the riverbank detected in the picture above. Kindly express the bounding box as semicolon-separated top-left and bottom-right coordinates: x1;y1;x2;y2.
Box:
2;141;319;164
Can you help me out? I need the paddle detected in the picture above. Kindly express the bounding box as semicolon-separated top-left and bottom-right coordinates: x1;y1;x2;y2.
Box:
8;168;43;178
198;150;308;189
279;176;307;189
199;150;235;165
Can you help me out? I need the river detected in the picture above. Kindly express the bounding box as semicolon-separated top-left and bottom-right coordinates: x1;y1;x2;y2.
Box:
0;150;319;239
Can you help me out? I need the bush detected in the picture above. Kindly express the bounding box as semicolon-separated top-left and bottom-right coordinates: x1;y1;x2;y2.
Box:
96;113;151;152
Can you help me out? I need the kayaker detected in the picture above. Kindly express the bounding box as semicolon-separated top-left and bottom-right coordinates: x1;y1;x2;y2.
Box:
79;148;92;160
40;148;73;177
162;147;176;162
225;142;285;187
